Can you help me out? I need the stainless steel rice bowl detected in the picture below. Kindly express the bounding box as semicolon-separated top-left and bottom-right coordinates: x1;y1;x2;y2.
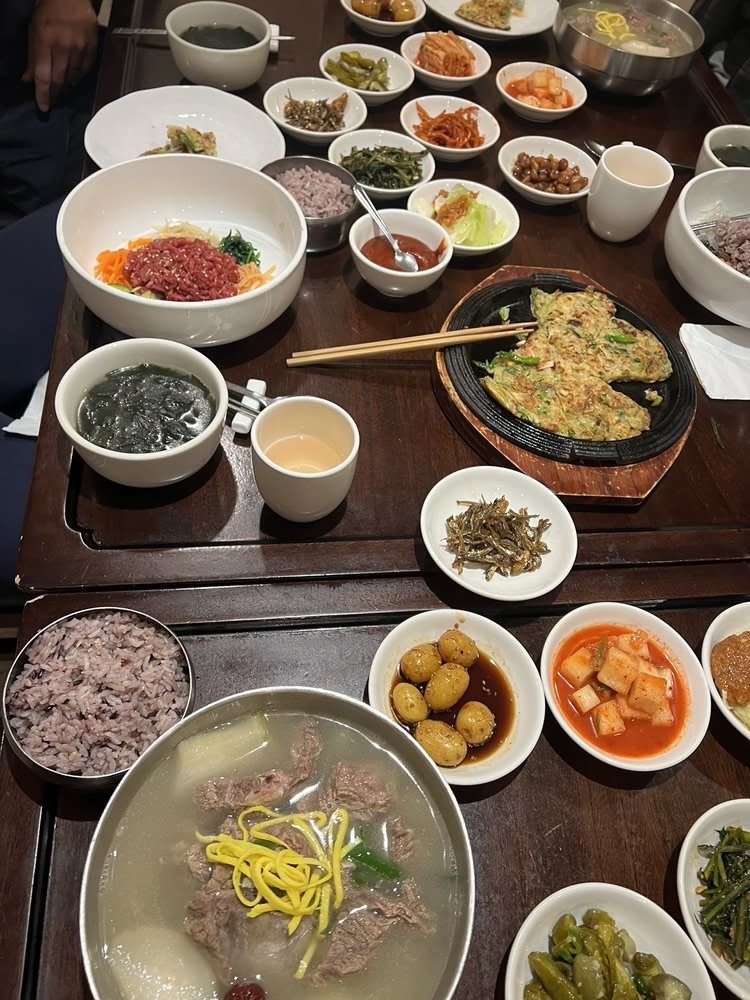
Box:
553;0;703;97
80;686;475;999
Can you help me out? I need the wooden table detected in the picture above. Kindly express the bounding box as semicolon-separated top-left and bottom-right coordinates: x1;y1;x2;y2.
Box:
2;2;749;998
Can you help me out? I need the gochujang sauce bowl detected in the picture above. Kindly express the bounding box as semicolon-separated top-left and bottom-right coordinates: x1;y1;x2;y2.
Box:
55;337;229;488
80;686;475;999
1;607;195;791
541;602;710;771
700;601;750;744
349;207;452;297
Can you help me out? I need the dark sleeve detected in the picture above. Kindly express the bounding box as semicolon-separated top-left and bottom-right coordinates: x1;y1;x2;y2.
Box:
692;0;744;51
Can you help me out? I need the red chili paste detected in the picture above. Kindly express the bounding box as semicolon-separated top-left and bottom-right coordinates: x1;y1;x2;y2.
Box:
123;237;240;302
360;234;442;272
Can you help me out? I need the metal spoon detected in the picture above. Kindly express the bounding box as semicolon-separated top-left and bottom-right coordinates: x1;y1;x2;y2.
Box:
584;139;694;173
351;184;419;273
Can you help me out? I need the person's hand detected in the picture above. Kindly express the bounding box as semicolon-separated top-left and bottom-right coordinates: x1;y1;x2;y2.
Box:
22;0;98;112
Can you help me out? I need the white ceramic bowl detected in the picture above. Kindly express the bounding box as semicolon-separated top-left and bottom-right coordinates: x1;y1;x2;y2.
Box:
328;128;435;202
165;1;270;91
701;601;750;742
319;43;414;107
496;60;587;122
506;881;716;999
56;155;306;347
420;466;576;598
664;167;750;327
498;135;596;205
540;602;711;772
400;94;500;163
55;338;229;488
400;32;491;91
407;178;519;255
263;76;368;146
677;798;750;999
339;0;426;37
368;608;544;786
696;122;750;173
349;206;452;297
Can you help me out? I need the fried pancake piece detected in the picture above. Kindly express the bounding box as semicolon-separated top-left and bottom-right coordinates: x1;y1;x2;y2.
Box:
455;0;514;29
480;356;651;441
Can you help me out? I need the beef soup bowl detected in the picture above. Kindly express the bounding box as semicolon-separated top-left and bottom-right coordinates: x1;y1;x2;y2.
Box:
540;602;711;772
80;686;475;999
1;607;194;791
54;338;229;488
56;155;307;347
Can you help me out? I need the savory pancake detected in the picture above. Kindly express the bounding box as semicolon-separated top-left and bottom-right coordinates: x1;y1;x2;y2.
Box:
478;287;672;441
455;0;515;29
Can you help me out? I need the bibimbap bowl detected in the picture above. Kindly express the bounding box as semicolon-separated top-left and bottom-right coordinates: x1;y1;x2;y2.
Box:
56;156;307;347
1;607;195;791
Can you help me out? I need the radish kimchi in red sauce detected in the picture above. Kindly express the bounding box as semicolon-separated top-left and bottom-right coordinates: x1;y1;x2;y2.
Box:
552;624;689;758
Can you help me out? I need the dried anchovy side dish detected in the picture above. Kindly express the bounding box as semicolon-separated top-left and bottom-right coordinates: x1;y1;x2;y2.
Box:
283;92;348;132
444;496;551;579
339;144;427;188
696;825;750;971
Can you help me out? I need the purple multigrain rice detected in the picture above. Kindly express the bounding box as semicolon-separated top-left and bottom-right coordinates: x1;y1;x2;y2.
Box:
5;610;189;776
276;165;355;218
705;217;750;276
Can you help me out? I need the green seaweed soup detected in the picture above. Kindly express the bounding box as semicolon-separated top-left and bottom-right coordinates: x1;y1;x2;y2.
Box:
712;144;750;167
179;23;259;48
77;364;216;454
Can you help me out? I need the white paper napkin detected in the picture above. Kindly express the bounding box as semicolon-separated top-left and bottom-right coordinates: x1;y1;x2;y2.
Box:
2;372;48;437
678;324;750;400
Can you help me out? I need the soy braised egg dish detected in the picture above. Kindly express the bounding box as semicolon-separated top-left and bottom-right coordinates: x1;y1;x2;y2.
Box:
390;628;515;767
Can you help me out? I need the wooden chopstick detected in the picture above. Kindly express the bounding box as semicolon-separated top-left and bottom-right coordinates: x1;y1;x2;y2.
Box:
286;321;535;367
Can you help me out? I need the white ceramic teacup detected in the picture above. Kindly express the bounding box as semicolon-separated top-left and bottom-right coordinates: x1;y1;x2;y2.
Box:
586;142;674;243
251;397;359;522
695;123;750;174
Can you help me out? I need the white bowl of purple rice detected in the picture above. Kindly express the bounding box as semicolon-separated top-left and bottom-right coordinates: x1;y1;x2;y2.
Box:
664;166;750;328
261;156;360;253
1;608;195;789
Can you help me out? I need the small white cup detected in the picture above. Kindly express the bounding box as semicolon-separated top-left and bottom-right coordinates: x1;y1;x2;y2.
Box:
586;142;674;243
695;123;750;174
251;397;359;522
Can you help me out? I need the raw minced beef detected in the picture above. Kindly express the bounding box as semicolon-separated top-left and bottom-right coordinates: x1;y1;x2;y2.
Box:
123;236;240;301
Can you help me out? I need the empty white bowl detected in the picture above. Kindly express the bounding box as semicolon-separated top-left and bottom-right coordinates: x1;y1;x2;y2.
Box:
368;608;544;786
496;60;587;122
407;178;519;255
339;0;426;37
498;135;596;205
328;128;435;202
506;881;716;999
55;338;228;488
400;94;500;163
165;1;270;91
701;601;750;742
348;206;452;297
262;77;368;146
319;43;414;107
400;31;491;91
677;798;750;999
56;155;307;346
664;167;750;327
540;602;711;772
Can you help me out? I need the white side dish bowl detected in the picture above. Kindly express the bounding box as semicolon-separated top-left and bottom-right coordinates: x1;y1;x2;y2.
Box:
506;881;716;999
701;601;750;742
55;338;229;488
400;32;491;91
368;608;545;786
56;155;307;346
498;135;596;205
262;77;368;146
677;798;750;1000
328;128;435;202
408;178;519;256
339;0;426;37
420;466;576;597
496;60;587;122
319;43;414;107
400;94;500;162
540;602;711;772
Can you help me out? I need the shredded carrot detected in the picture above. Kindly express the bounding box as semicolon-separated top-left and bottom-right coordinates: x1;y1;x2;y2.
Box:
237;262;276;294
412;102;484;149
94;237;153;287
415;31;475;77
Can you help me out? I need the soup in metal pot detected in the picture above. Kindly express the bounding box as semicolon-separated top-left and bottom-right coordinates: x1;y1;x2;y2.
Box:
564;3;694;57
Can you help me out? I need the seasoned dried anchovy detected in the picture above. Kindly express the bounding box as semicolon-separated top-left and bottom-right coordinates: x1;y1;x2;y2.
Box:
444;495;551;580
283;91;348;132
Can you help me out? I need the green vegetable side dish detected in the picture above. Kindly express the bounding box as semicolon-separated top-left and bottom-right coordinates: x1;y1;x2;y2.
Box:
696;824;750;970
415;184;508;248
218;230;261;266
524;909;692;1000
339;144;426;189
325;50;391;92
